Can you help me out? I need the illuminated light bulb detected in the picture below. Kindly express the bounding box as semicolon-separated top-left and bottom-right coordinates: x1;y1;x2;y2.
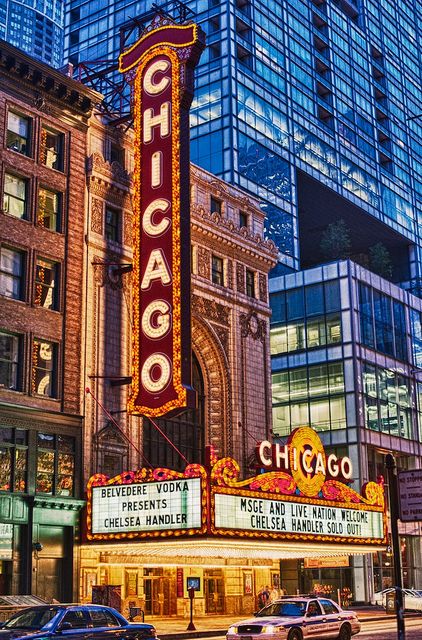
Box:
141;353;171;393
151;151;163;188
141;300;171;339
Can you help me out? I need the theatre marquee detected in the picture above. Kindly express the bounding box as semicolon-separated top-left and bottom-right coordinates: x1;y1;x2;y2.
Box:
87;427;386;547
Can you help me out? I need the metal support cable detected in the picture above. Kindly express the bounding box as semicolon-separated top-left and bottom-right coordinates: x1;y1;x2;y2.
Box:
85;386;153;469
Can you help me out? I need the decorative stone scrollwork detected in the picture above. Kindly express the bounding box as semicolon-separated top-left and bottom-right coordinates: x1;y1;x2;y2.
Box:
227;259;233;289
236;264;245;294
197;246;210;279
91;197;103;234
240;310;267;343
123;212;133;247
259;273;267;303
33;93;52;114
192;294;230;326
212;324;229;356
87;152;131;185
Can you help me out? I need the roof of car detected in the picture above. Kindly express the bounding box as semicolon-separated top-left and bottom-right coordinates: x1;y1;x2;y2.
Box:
273;596;333;601
12;605;119;610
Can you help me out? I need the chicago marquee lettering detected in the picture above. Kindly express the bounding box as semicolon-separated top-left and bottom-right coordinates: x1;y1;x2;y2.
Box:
119;21;205;417
257;440;353;480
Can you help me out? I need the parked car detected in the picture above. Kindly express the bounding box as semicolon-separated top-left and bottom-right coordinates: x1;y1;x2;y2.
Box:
0;605;158;640
226;597;361;640
373;588;422;610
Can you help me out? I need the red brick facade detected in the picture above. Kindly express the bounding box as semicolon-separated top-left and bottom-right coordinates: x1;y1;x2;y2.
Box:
0;42;99;601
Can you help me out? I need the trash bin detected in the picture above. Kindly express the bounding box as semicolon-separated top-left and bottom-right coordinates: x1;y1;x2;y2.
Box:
386;591;396;614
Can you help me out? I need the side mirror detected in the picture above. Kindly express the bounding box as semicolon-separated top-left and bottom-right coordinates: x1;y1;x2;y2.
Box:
58;622;73;632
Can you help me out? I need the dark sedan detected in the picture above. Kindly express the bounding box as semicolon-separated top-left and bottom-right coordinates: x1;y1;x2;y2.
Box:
0;605;158;640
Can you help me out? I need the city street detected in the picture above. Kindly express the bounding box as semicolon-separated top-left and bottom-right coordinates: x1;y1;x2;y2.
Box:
186;618;422;640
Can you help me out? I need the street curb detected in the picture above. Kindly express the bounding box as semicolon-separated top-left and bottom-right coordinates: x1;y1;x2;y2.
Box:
158;613;422;640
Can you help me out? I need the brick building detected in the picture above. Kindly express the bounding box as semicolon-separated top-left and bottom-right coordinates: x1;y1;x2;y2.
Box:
0;41;99;601
80;116;278;615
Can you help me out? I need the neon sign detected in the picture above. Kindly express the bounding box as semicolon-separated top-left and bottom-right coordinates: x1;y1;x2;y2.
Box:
119;20;205;417
256;427;353;497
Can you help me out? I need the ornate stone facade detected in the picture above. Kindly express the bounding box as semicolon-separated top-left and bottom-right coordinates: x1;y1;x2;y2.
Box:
83;119;278;480
80;114;279;614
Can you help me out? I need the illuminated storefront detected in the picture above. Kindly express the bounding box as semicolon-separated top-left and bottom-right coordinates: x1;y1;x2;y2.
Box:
80;427;386;615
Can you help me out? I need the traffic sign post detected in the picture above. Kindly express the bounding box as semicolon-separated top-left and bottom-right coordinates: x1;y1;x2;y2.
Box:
398;469;422;522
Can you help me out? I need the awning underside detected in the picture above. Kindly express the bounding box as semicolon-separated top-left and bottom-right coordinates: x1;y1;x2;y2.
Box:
83;538;385;562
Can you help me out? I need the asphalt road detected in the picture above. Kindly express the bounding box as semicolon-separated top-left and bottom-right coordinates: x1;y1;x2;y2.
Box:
356;617;422;639
203;617;422;640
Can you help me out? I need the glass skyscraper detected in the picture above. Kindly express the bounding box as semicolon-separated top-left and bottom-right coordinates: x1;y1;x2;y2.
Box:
64;0;422;600
65;0;422;276
1;0;65;67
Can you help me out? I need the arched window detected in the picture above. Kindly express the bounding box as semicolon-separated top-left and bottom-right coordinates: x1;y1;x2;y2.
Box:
143;353;205;471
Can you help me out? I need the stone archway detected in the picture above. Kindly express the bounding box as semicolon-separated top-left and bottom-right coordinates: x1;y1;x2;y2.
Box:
192;313;231;457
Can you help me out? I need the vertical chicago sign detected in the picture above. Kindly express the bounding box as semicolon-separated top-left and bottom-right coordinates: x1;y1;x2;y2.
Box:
119;20;205;417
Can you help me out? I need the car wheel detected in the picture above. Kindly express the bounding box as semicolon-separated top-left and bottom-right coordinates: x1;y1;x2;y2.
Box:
338;624;352;640
287;629;302;640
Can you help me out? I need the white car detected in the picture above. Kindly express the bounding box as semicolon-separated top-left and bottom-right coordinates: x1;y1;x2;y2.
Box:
373;588;422;610
227;597;361;640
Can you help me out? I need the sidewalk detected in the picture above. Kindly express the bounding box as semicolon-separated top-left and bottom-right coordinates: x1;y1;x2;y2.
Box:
151;606;413;639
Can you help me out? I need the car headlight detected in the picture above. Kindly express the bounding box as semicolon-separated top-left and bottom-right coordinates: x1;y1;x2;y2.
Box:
227;626;238;635
262;626;285;634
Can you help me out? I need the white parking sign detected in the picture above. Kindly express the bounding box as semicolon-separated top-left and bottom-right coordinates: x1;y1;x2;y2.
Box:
398;469;422;521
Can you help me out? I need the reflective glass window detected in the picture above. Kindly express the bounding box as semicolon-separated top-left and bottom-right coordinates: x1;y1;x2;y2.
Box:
272;362;346;436
37;188;61;232
362;363;413;439
0;332;20;390
0;428;27;492
6;111;30;155
3;173;27;219
34;258;59;310
286;288;304;320
0;247;24;300
32;339;57;398
36;433;75;495
105;207;120;243
246;270;255;298
212;255;224;286
41;127;64;171
305;284;324;316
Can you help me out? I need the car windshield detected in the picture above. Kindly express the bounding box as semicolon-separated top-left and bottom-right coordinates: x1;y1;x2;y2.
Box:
256;601;307;617
4;607;60;630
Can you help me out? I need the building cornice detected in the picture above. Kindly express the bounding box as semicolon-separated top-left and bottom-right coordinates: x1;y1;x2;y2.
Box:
191;205;278;267
0;40;102;117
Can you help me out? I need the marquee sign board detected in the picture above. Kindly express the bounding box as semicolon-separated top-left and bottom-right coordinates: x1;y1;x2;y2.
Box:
87;427;386;545
212;493;384;541
119;19;205;417
91;477;202;534
87;466;208;540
